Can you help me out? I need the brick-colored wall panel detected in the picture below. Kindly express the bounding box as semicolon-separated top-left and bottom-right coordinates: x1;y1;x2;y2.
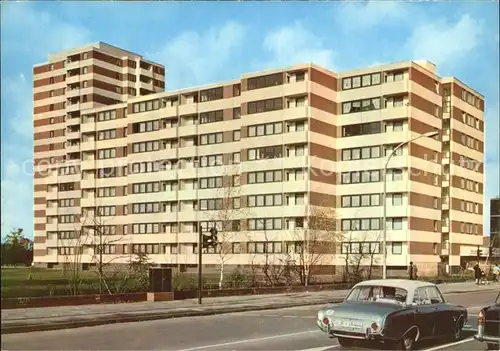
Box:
309;192;335;207
409;67;437;92
409;242;436;255
409;167;441;187
309;143;336;161
408;217;435;232
309;68;337;91
310;167;336;185
410;93;437;118
310;119;336;138
310;93;336;114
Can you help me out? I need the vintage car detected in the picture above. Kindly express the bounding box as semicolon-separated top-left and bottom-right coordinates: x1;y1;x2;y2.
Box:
474;291;500;350
317;279;467;350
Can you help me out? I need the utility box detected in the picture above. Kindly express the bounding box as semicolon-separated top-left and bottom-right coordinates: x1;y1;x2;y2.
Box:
149;267;173;292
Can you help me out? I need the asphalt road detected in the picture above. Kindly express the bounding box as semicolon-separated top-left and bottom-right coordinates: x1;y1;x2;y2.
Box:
1;290;497;351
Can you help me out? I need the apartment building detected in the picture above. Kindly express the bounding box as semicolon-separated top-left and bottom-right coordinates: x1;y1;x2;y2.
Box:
33;42;485;276
491;197;500;250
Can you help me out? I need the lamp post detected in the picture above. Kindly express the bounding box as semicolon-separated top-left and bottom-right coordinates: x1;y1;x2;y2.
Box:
382;130;439;279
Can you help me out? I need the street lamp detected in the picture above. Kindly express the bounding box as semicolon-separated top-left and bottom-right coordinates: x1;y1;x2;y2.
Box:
382;130;440;279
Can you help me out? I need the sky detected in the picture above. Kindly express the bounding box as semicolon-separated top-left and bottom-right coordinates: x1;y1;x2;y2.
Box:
1;1;499;239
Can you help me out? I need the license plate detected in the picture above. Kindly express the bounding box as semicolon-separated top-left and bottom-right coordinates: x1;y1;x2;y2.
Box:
335;319;363;329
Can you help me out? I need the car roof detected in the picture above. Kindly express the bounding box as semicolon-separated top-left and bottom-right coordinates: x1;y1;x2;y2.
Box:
353;279;436;290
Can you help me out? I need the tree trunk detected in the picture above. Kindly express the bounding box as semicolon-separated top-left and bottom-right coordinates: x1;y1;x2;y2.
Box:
218;261;224;289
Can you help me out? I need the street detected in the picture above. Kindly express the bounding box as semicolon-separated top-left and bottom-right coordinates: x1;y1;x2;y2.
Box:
1;290;497;351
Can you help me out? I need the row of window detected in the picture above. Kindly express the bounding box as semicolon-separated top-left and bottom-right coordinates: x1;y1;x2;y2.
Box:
132;202;160;214
132;120;160;133
248;145;283;160
133;223;160;234
132;141;160;153
341;194;381;208
97;187;117;198
97;129;117;141
98;206;116;217
51;231;79;240
459;177;480;193
342;146;381;161
58;199;76;207
342;98;381;114
459;133;481;151
248;194;283;207
342;73;382;90
341;170;383;184
200;110;223;124
459;200;480;214
132;99;161;113
247;98;283;115
341;241;404;255
341;218;404;231
248;122;283;137
133;182;160;194
97;148;116;159
200;132;223;145
97;110;117;122
342;122;381;137
200;177;223;189
248;170;283;184
58;166;78;176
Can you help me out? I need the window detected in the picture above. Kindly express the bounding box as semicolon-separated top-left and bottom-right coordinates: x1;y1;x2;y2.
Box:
247;98;283;114
132;244;160;255
341;194;380;208
200;132;223;145
248;170;282;184
130;161;161;174
132;182;160;194
97;148;116;159
248;194;282;207
248;146;283;160
97;187;116;198
97;110;116;122
247;218;282;230
342;146;381;160
199;177;223;189
342;122;381;137
232;152;240;164
233;107;241;119
132;202;160;214
388;218;403;230
97;129;117;140
132;120;160;133
248;122;283;137
392;193;403;206
200;199;223;211
132;99;160;113
132;141;160;153
98;206;116;217
200;87;223;102
58;199;75;207
342;73;381;90
341;218;380;231
233;130;241;141
247;73;283;90
392;242;403;255
341;170;380;184
199;154;223;167
200;110;223;124
392;169;403;181
342;98;381;114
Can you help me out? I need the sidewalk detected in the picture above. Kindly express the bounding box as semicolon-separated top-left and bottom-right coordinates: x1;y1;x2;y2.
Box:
2;281;498;334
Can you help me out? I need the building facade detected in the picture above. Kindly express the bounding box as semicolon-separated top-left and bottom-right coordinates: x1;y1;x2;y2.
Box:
491;197;500;251
33;42;485;276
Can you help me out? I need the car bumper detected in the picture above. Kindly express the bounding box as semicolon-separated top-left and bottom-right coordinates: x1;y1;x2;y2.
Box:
316;320;384;341
474;326;500;344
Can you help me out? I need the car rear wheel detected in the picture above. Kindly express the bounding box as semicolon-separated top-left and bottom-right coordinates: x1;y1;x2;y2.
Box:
337;337;354;348
394;333;416;350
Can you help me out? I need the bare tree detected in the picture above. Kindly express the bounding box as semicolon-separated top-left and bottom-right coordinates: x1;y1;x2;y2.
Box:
288;204;342;287
208;174;249;289
80;207;126;294
341;231;379;282
62;224;91;295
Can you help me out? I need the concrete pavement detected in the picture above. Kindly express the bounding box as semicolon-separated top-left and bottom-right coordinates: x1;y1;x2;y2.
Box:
2;280;498;334
2;289;498;351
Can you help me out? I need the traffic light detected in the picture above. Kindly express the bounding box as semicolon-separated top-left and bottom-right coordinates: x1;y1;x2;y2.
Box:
202;227;218;249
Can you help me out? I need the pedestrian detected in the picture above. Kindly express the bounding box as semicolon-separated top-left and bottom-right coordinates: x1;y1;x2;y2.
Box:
408;261;418;280
493;263;500;282
474;263;482;284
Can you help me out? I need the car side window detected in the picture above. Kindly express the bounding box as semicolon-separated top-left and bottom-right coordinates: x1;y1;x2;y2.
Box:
426;287;444;304
414;287;431;305
413;288;422;304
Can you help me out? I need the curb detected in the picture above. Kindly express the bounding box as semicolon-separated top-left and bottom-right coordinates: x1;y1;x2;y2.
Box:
0;298;343;335
2;287;498;335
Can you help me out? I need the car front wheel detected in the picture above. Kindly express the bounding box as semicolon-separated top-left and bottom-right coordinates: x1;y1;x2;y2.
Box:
450;322;463;342
394;333;416;350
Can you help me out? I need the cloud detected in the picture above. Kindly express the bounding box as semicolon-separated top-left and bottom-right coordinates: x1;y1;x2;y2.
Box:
258;22;336;70
1;2;92;59
1;3;92;238
3;75;33;140
148;21;246;89
336;0;410;32
405;14;484;68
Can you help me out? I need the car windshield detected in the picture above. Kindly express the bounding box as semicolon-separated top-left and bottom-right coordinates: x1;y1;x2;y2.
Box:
346;285;408;304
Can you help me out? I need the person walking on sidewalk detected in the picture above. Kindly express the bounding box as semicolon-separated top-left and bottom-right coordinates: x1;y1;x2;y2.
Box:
474;263;482;284
408;262;418;280
493;263;500;282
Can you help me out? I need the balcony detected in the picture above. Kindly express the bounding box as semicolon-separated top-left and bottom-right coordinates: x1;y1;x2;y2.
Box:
442;129;450;142
66;103;80;112
65;60;80;70
66;131;80;140
442;197;449;210
66;88;80;98
66;75;80;84
66;117;80;127
66;143;80;154
81;123;96;133
80;140;95;152
441;248;449;256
